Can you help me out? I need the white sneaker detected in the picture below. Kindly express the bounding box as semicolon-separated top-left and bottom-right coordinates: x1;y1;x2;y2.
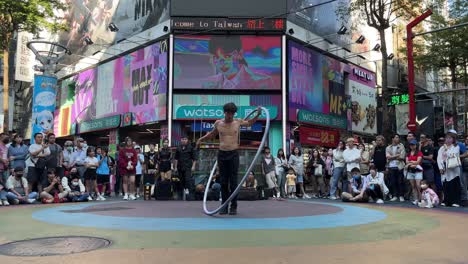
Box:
329;196;338;200
123;194;129;200
399;196;405;202
96;196;103;201
425;204;433;208
440;202;446;206
452;204;460;208
376;199;384;204
136;194;140;199
27;199;36;204
88;196;93;201
2;200;9;206
129;194;136;200
412;200;418;205
390;197;398;202
99;195;106;201
304;194;311;199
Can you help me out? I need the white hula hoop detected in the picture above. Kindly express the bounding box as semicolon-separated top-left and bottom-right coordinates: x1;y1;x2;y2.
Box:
202;107;271;216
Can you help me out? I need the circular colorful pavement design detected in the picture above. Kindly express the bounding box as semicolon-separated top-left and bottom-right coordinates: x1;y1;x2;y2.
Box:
1;200;439;248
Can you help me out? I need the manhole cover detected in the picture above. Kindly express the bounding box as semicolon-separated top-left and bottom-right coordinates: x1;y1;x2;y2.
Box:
0;236;111;256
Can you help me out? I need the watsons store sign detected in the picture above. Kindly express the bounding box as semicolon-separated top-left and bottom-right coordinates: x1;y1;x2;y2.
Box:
175;106;278;120
297;109;347;129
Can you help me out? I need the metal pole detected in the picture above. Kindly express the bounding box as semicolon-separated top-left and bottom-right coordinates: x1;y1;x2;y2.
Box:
414;22;468;37
406;9;433;133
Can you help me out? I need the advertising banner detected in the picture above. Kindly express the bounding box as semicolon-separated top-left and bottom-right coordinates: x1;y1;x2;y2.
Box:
15;31;34;82
174;36;281;90
299;127;339;147
56;40;168;135
288;40;347;122
395;101;434;137
128;41;168;124
32;75;57;140
348;65;377;134
297;109;347;129
58;0;169;65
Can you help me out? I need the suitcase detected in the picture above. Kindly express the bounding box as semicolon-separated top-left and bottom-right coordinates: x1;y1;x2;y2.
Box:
154;180;173;200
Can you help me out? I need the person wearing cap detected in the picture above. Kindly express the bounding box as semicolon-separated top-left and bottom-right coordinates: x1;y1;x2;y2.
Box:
118;137;138;200
437;131;462;207
174;136;197;200
5;167;37;204
406;139;423;204
342;138;361;193
419;134;435;187
386;134;407;202
134;145;145;198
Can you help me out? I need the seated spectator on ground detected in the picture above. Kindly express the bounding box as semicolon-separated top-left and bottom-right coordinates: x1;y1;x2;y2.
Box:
363;165;387;204
5;167;38;205
40;170;68;203
418;180;439;208
341;168;369;202
62;167;89;202
242;171;258;188
195;176;221;201
0;183;8;206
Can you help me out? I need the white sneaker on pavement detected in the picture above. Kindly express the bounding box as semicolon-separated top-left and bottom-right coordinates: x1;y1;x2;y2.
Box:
399;196;405;202
129;194;136;200
376;199;384;204
452;204;460;207
2;200;9;206
329;196;338;200
304;194;311;199
88;196;93;201
27;199;36;204
123;194;129;200
390;197;398;202
100;195;107;201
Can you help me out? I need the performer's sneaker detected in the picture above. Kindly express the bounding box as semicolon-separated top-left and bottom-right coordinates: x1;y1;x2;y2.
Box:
229;207;237;215
219;207;228;215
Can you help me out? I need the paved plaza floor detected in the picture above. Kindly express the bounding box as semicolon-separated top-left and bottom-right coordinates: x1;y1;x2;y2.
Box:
0;198;467;264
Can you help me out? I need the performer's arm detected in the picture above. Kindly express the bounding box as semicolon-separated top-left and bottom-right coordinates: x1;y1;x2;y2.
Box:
240;106;262;127
196;121;219;147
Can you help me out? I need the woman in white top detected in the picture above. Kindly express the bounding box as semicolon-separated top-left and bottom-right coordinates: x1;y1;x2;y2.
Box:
437;131;462;207
329;141;346;199
274;148;288;198
289;147;309;198
84;148;101;201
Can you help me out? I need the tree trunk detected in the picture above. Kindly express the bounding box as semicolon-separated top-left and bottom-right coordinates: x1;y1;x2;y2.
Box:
2;48;8;133
378;28;392;139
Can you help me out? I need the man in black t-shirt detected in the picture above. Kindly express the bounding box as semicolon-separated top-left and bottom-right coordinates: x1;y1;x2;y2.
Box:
371;135;387;173
174;137;197;200
420;134;434;184
144;144;159;184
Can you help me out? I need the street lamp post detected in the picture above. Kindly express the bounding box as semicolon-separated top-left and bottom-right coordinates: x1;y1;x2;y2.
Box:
406;9;432;133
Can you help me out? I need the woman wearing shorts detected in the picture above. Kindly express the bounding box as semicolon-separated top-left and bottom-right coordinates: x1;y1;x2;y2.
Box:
96;148;110;200
158;139;172;181
118;137;137;200
406;139;423;205
289;147;309;198
84;148;100;201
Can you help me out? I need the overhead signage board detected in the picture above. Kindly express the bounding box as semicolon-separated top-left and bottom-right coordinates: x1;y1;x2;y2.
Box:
171;17;285;31
192;121;263;132
175;106;278;120
79;115;121;134
297;109;347;129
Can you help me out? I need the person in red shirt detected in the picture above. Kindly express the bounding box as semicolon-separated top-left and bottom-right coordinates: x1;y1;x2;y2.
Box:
118;137;137;200
406;139;423;204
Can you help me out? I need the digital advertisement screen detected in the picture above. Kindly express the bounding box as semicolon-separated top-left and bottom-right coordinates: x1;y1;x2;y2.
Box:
174;36;281;90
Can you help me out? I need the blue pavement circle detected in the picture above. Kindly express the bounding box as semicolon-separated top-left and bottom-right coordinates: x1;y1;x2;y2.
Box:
31;201;387;231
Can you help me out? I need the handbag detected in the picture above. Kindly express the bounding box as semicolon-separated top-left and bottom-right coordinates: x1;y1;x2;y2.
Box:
314;164;323;176
447;156;461;169
34;157;47;169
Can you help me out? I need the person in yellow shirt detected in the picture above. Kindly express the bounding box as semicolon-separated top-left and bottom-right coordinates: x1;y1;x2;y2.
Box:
286;168;297;198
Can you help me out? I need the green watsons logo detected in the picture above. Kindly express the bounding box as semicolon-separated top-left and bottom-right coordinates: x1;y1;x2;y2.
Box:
175;106;278;120
297;110;347;129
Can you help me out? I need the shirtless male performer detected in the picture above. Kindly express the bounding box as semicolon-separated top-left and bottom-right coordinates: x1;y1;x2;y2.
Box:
197;103;261;215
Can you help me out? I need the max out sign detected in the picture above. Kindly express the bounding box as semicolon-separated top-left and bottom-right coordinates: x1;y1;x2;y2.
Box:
175;106;278;120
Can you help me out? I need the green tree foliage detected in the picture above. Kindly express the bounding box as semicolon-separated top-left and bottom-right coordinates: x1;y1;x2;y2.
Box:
337;0;422;137
0;0;68;50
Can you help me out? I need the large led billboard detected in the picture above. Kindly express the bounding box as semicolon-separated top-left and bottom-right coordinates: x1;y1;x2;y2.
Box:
174;36;281;90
